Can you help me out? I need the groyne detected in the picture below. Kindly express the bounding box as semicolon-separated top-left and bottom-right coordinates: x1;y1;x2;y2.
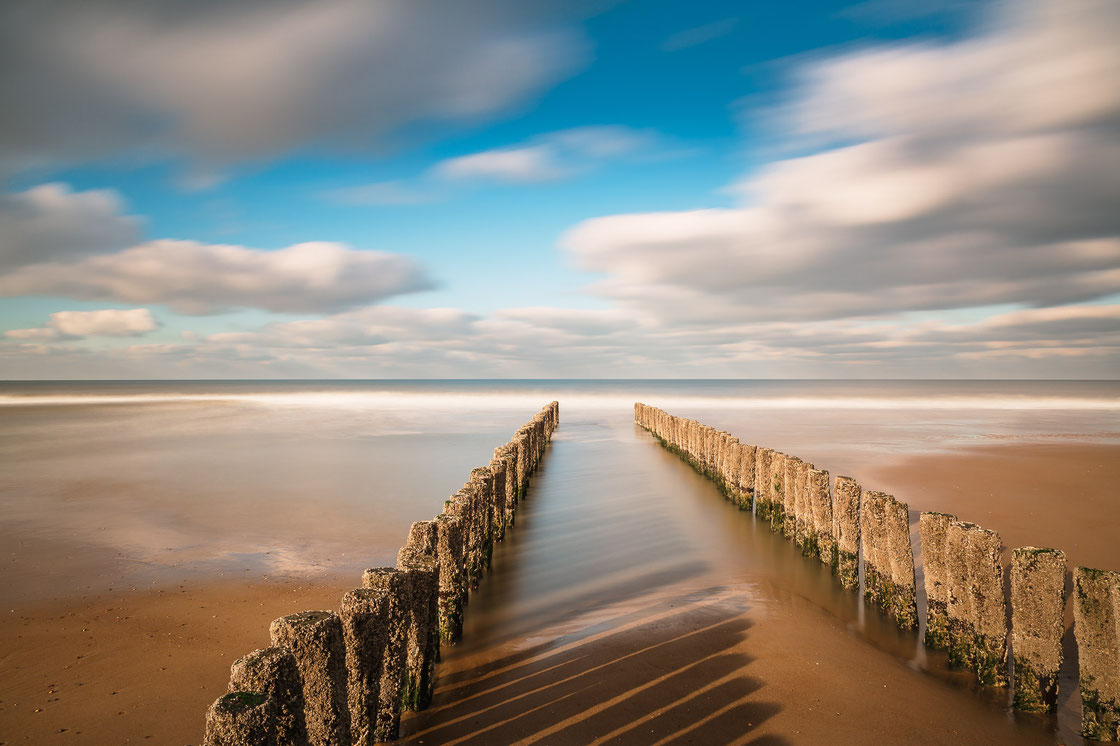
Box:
634;402;1120;741
203;401;559;746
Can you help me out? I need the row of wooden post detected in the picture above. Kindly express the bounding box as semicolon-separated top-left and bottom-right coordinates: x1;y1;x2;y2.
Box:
203;402;559;746
634;402;1120;741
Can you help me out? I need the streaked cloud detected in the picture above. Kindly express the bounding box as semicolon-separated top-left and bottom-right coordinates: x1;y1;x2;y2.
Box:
4;302;1118;379
435;145;567;183
432;126;665;184
563;0;1120;325
0;183;434;314
0;184;139;270
0;239;433;315
0;0;589;175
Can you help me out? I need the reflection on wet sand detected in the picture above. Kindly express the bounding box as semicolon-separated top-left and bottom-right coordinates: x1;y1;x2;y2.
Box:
404;410;1068;744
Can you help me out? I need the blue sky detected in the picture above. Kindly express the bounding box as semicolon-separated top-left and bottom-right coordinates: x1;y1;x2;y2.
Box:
1;0;1117;378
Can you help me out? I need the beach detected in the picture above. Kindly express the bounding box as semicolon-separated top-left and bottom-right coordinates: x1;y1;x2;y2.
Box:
0;380;1117;744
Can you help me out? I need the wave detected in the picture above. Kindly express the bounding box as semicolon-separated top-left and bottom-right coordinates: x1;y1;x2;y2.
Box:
0;389;1117;411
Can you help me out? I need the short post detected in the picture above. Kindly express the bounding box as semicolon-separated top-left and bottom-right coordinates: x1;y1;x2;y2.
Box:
269;612;350;746
1010;547;1066;713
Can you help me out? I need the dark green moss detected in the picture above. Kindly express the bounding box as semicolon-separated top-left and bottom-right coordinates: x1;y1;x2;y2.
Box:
924;602;950;649
1012;656;1057;713
400;675;422;711
218;691;267;714
837;550;858;591
1079;676;1120;740
864;566;884;606
947;620;974;670
972;637;1006;686
801;532;819;559
439;606;463;643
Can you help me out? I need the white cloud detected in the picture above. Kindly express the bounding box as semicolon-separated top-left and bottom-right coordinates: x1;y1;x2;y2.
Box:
50;308;158;337
0;1;589;175
0;239;434;315
0;183;140;270
435;145;566;183
562;0;1120;325
5;308;158;340
5;300;1119;378
3;327;61;341
0;182;435;314
432;126;665;184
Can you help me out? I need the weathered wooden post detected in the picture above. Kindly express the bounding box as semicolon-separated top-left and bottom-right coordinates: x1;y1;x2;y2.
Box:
808;468;833;565
488;457;508;541
966;525;1007;686
204;690;277;746
738;443;757;512
944;521;1008;685
832;476;861;590
768;452;787;533
753;448;773;520
1010;547;1066;713
861;491;917;630
469;467;495;568
433;513;465;641
782;456;802;541
343;569;409;745
394;551;440;711
225;647;309;745
269;612;350;746
1073;567;1120;740
919;512;956;650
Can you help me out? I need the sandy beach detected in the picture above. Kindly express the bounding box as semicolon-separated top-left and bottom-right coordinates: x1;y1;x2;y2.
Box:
2;395;1116;744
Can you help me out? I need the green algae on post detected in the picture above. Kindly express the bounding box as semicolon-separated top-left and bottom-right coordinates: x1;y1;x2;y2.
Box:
1010;547;1066;713
919;512;957;650
832;476;861;590
395;552;440;712
351;570;410;744
204;691;274;746
1073;566;1120;740
861;490;917;630
226;646;309;745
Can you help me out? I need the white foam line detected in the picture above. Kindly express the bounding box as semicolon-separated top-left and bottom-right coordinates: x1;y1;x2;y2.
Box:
0;390;1117;411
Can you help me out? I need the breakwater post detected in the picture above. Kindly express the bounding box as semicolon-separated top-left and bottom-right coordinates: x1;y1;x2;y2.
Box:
633;402;1120;736
1073;567;1120;740
861;491;917;630
204;403;558;745
808;468;833;565
204;647;310;746
919;512;957;650
832;476;861;590
945;521;1008;686
269;612;350;746
1010;547;1066;713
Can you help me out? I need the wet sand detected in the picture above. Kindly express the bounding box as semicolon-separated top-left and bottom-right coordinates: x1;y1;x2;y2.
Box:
401;413;1111;745
864;442;1120;573
0;577;350;744
2;404;1117;743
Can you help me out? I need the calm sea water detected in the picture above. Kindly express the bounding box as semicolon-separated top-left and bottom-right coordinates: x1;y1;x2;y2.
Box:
1;379;1116;603
2;379;1116;743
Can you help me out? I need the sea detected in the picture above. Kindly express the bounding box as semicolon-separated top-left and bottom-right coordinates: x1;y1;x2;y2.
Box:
1;379;1117;743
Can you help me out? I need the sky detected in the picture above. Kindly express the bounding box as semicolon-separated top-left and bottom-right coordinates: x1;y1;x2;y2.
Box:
0;0;1118;379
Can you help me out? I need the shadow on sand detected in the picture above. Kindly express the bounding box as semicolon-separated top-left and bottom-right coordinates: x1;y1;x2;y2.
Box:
401;585;785;745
